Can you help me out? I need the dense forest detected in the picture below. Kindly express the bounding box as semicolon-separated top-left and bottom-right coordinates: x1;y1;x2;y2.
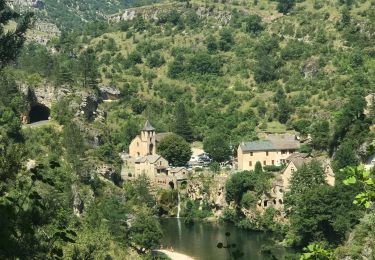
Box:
1;0;375;258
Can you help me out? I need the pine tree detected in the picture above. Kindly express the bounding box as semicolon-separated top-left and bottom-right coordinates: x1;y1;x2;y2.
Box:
174;102;193;142
77;48;99;88
0;0;33;68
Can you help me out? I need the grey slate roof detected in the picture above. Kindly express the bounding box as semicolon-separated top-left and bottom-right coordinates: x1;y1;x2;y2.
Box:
240;140;275;151
267;134;300;150
286;153;332;169
134;154;163;164
142;120;155;131
240;134;300;152
155;132;172;142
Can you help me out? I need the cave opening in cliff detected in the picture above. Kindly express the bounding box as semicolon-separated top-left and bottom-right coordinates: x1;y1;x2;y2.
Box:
29;104;50;123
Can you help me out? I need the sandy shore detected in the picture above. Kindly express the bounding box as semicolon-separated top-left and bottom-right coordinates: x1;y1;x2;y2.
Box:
156;250;195;260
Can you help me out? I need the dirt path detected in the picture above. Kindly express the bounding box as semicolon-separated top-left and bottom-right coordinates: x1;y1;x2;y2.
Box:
155;250;195;260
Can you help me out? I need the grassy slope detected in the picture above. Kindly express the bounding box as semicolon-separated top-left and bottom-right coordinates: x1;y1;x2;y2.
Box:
82;0;373;141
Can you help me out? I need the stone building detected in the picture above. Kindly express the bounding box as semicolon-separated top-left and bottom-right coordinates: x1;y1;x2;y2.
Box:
129;120;157;157
281;153;335;189
122;120;187;189
129;120;172;157
257;153;335;211
237;134;300;171
134;155;169;179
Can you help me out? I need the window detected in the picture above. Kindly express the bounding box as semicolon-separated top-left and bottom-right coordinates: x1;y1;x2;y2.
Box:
281;150;287;155
266;151;269;156
137;142;139;147
249;161;252;166
263;161;266;166
291;167;295;173
250;152;253;156
272;160;274;165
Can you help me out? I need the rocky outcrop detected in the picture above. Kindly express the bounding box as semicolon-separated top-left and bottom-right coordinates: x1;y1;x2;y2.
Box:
110;2;232;25
301;57;319;78
78;92;101;121
26;159;37;170
19;84;71;108
10;0;45;9
95;164;117;181
26;21;61;45
20;84;105;123
72;185;84;217
99;85;121;100
186;176;227;217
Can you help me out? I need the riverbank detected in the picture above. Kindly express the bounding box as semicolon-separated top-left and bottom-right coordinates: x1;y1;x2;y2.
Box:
156;250;195;260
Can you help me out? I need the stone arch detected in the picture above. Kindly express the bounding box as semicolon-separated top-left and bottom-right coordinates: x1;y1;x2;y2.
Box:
149;143;154;155
263;200;268;207
278;199;283;205
169;181;175;190
29;104;50;123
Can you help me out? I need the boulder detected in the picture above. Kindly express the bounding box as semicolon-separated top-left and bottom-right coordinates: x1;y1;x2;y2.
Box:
72;185;84;217
301;57;319;78
78;92;100;121
99;85;121;100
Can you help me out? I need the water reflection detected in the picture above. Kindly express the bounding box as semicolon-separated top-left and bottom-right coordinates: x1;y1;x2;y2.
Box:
159;218;292;260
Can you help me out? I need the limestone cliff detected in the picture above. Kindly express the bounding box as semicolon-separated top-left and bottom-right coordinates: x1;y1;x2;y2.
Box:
185;175;227;217
19;84;106;123
109;2;233;25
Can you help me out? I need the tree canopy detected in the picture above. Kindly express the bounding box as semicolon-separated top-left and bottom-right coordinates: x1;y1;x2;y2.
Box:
203;132;232;162
158;133;192;166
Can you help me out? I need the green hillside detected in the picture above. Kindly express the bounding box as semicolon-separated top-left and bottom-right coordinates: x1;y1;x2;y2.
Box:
14;0;161;30
2;0;375;258
17;0;374;152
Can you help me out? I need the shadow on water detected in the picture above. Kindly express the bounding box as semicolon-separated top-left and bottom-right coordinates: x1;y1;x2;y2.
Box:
159;218;294;260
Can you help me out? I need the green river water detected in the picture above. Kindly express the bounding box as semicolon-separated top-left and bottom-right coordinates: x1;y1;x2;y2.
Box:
159;218;295;260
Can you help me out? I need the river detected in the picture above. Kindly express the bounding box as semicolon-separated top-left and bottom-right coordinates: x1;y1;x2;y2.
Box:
159;218;294;260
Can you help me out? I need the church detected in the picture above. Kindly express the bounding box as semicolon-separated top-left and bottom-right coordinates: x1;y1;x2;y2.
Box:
121;120;187;189
129;120;170;157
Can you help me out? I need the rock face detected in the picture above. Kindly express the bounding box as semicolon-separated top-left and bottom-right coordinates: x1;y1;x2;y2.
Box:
110;2;232;25
301;57;319;78
186;176;227;217
27;21;61;45
26;159;37;170
20;84;104;123
78;92;101;121
19;84;71;108
99;85;121;100
72;185;84;217
10;0;45;9
95;164;117;181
